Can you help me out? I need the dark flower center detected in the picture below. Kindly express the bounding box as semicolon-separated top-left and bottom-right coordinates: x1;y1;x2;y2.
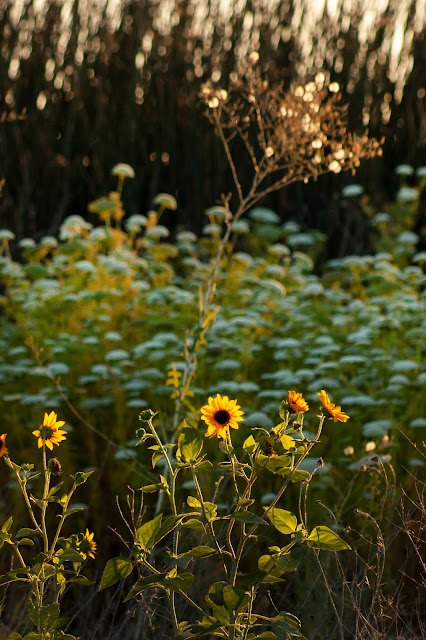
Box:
214;410;230;425
39;425;53;440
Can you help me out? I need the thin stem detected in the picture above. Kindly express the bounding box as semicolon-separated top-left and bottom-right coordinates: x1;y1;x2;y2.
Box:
41;446;50;554
192;469;229;580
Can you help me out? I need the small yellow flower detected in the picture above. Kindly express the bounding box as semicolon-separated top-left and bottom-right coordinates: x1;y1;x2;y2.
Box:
201;394;244;439
288;390;309;413
77;529;96;560
32;411;67;450
318;390;350;423
0;433;8;458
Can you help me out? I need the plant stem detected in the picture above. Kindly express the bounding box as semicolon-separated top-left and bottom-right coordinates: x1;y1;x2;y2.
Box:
41;446;50;554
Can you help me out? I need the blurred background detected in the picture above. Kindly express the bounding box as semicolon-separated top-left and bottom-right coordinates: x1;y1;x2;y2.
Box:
0;0;425;255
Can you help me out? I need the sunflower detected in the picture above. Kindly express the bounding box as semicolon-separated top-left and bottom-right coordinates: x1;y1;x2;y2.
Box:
0;433;8;458
77;529;96;560
32;411;67;450
318;390;349;423
201;394;244;439
288;391;309;413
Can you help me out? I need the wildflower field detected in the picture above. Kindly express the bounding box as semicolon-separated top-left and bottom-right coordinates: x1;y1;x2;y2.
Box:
0;61;425;640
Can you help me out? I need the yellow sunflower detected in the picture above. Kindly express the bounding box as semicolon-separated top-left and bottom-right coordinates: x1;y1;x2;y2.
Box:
32;411;67;450
0;433;8;458
288;391;309;413
201;394;244;439
318;390;349;423
77;529;96;560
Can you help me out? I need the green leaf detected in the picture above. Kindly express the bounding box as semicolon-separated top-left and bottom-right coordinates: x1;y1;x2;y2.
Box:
181;518;205;533
258;553;299;576
165;571;194;593
201;502;217;522
257;455;291;476
16;528;39;539
267;509;297;534
51;617;68;630
2;516;13;533
188;546;216;558
231;510;266;525
136;514;163;551
152;451;164;468
306;526;351;551
195;459;213;472
187;496;201;509
222;585;250;612
153;515;186;544
71;575;92;586
18;538;34;546
73;471;94;486
276;468;310;482
280;434;296;450
124;574;166;601
63;506;85;517
256;633;278;640
0;572;19;586
22;634;40;640
178;426;203;463
99;557;133;590
7;633;22;640
29;602;59;627
237;498;254;508
243;435;258;454
57;548;84;562
279;400;287;420
141;483;161;493
47;482;64;498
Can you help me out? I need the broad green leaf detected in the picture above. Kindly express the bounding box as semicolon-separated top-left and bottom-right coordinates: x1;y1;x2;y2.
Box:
279;468;310;482
124;574;166;601
152;451;163;468
257;454;291;475
181;518;205;533
47;482;64;498
153;515;186;544
188;546;216;558
202;502;217;522
16;528;39;539
136;514;163;551
195;459;213;472
99;557;133;590
280;434;296;450
7;633;22;640
187;496;201;509
256;633;279;640
223;585;250;612
57;549;83;562
178;426;203;463
165;571;194;593
306;526;351;551
267;509;297;534
29;602;59;626
243;435;258;454
51;616;68;630
258;553;299;576
71;575;92;586
231;511;266;525
2;516;13;533
18;538;34;546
